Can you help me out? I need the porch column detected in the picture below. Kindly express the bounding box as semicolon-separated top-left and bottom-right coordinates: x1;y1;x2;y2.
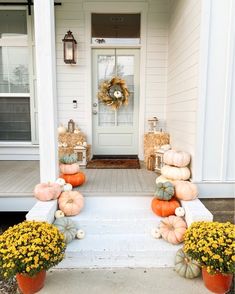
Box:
34;0;58;182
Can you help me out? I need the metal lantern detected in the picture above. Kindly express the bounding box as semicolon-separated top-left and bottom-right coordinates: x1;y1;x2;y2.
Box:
68;119;75;133
154;149;165;173
147;117;159;133
62;31;77;64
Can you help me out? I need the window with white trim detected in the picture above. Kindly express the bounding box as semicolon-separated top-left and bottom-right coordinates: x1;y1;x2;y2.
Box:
0;10;31;141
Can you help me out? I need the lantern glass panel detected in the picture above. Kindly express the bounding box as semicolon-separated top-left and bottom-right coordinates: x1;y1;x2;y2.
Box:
65;42;73;61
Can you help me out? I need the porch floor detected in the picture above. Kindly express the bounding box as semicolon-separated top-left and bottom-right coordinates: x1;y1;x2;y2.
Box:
0;161;40;197
0;161;156;197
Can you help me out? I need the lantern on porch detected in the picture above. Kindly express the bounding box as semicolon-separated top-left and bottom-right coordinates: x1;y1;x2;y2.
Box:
62;31;77;64
147;117;159;133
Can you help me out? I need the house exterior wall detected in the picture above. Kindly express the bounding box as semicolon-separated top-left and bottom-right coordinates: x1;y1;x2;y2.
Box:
166;0;201;175
55;0;169;148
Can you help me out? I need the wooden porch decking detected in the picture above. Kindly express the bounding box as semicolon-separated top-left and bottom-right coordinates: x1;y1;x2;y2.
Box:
0;161;156;198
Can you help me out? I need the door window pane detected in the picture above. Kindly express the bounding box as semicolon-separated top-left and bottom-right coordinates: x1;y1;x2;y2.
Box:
116;55;134;126
0;47;29;93
0;10;27;39
0;97;31;141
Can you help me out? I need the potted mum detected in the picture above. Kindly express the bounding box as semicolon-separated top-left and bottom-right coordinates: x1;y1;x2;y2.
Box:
184;221;235;294
0;221;66;294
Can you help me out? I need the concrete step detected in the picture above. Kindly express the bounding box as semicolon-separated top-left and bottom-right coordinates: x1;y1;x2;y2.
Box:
58;233;181;268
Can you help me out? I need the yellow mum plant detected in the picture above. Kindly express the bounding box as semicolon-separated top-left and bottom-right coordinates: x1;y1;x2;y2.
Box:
0;221;66;279
184;221;235;274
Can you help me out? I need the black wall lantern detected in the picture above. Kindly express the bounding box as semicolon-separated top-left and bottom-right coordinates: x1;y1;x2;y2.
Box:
62;30;77;64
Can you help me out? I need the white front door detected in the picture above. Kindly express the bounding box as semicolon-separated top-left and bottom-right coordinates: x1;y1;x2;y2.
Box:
92;49;140;155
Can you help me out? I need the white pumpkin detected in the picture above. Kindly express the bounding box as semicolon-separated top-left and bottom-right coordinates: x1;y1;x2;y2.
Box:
156;175;172;184
74;128;80;134
163;150;190;167
58;124;67;134
55;210;65;219
160;144;171;151
76;229;85;239
161;165;190;181
175;207;185;217
151;227;162;239
56;178;66;186
63;183;73;191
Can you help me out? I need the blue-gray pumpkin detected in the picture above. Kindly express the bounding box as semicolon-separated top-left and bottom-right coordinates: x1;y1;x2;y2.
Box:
155;181;174;200
175;248;201;279
54;217;77;243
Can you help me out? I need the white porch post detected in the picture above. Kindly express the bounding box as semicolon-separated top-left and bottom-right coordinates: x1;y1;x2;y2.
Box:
34;0;58;182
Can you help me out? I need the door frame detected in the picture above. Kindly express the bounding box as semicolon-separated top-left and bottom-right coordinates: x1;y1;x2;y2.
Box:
84;2;148;160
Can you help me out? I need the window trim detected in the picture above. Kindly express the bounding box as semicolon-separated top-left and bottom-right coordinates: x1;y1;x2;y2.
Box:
0;6;38;145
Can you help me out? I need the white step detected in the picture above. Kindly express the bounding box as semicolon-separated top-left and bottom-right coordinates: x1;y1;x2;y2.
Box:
25;196;212;269
58;234;181;268
57;196;182;268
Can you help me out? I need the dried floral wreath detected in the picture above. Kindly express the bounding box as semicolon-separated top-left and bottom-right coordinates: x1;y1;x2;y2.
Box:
97;77;129;110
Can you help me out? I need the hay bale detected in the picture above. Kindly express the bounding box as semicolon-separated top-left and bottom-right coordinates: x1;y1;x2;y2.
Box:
144;132;170;164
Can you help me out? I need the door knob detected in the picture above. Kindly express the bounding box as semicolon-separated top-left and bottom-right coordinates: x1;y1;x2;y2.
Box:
92;110;97;115
93;102;98;107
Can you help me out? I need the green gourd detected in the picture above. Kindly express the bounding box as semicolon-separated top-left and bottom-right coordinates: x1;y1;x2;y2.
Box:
53;217;77;243
59;153;77;164
175;249;201;279
155;181;174;200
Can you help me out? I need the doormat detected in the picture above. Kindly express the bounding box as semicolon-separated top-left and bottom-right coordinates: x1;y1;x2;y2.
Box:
86;156;140;169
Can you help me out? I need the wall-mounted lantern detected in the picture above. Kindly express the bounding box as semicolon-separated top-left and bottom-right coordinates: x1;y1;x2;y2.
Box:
62;30;77;64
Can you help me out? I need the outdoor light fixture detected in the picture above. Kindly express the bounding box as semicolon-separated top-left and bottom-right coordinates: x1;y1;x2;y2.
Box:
62;30;77;64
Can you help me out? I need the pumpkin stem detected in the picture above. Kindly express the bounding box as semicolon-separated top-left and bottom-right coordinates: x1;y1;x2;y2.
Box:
67;199;74;204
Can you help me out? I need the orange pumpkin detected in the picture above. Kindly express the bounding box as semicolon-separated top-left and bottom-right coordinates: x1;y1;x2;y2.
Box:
58;191;84;216
34;182;61;201
60;172;86;187
174;180;198;201
151;197;180;217
160;215;187;244
59;163;79;175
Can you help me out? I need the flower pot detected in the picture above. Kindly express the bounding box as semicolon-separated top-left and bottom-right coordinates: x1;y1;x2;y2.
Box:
202;267;233;294
16;270;46;294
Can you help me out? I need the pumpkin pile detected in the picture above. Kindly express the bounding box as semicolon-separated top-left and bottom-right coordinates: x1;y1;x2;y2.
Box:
157;150;199;201
59;153;86;187
152;181;180;217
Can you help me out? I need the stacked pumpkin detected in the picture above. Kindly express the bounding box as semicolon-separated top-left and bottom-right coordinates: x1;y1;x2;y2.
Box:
59;153;86;187
151;181;187;245
156;150;198;202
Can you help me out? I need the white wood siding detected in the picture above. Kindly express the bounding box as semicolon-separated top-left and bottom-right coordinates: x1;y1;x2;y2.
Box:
54;0;169;136
166;0;201;176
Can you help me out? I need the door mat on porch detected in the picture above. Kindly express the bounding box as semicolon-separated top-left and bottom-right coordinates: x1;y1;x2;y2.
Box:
86;156;140;169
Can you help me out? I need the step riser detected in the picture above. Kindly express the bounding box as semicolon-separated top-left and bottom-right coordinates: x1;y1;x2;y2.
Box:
58;252;177;268
75;221;160;234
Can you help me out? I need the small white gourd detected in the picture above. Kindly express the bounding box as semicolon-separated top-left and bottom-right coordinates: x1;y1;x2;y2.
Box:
62;142;68;148
76;229;85;239
63;183;73;191
74;128;80;134
56;178;66;186
151;227;162;239
82;141;87;147
55;210;65;219
175;207;185;217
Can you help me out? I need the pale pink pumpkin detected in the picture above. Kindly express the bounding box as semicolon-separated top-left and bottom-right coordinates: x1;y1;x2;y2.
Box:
174;180;198;201
59;163;79;175
160;215;187;244
34;182;62;201
58;191;84;216
163;150;190;167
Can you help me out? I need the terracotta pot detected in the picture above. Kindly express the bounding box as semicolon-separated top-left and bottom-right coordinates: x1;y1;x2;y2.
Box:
16;270;46;294
202;267;233;294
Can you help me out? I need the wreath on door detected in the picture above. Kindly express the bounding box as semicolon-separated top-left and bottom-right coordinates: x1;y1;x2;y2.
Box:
97;77;129;110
